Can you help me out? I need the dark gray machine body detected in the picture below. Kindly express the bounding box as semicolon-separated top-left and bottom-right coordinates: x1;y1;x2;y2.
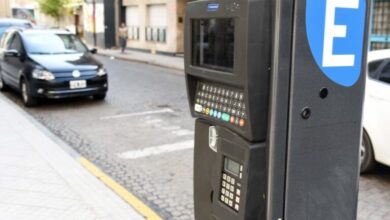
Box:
185;0;370;220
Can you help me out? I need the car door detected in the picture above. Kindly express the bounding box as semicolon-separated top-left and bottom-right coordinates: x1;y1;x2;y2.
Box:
365;59;390;165
3;33;25;88
0;31;14;83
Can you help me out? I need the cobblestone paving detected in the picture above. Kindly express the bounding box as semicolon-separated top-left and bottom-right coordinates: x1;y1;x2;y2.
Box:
2;56;389;220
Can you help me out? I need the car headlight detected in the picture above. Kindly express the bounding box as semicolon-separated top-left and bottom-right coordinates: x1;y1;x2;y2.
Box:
32;69;55;81
97;68;107;76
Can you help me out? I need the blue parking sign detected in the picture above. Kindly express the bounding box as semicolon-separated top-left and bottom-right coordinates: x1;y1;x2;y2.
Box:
306;0;366;87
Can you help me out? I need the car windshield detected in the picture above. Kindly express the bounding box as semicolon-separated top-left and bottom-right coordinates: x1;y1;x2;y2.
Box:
0;27;7;38
24;33;88;54
0;23;32;38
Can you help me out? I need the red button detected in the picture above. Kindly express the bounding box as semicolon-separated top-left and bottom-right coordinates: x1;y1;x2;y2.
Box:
230;116;235;124
239;119;245;127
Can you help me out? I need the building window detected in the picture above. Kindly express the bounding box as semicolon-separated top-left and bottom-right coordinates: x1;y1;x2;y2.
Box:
146;4;167;43
126;6;140;41
370;0;390;50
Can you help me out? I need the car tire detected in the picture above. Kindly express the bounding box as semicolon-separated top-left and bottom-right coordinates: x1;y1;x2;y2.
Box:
360;130;376;173
0;72;8;91
93;93;106;101
21;79;38;107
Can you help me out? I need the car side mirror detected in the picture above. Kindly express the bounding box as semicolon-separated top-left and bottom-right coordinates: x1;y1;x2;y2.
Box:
4;49;20;58
90;48;98;54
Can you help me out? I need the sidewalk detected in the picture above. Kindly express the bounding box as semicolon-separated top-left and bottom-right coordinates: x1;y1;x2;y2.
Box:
96;48;184;71
0;94;145;220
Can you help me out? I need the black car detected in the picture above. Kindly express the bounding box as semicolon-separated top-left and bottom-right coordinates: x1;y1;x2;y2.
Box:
0;18;32;38
0;29;108;106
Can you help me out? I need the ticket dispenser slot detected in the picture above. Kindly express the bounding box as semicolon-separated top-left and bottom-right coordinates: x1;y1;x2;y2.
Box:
194;119;266;220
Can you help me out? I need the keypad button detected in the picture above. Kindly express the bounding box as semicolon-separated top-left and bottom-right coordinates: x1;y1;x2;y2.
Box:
236;197;240;203
240;166;243;172
222;181;226;187
235;204;239;211
226;183;231;190
230;186;235;192
235;118;240;125
239;173;242;179
236;189;241;196
230;116;235;124
225;198;229;204
227;176;231;182
239;93;244;101
231;178;235;185
222;188;226;194
229;193;234;199
229;200;233;207
194;104;203;113
239;119;245;127
221;195;225;201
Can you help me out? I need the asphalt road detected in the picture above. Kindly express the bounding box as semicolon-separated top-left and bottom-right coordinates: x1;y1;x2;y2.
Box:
2;55;390;220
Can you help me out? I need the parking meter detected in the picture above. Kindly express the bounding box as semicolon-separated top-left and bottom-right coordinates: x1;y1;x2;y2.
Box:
185;0;370;220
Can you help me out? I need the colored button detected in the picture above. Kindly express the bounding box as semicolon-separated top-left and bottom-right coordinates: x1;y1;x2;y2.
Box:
210;109;214;116
194;104;203;113
239;119;245;127
213;111;218;117
217;112;222;119
222;113;230;122
205;108;210;115
230;116;235;124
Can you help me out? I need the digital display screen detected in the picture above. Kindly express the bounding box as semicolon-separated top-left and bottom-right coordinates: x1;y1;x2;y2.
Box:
224;158;240;176
192;18;235;72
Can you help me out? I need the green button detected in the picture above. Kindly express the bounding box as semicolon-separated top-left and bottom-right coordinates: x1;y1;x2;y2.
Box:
222;113;230;122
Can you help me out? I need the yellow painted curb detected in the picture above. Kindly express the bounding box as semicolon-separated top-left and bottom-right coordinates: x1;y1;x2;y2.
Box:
78;157;163;220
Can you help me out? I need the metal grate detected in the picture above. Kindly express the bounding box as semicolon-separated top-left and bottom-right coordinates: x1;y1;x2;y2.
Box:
145;26;167;43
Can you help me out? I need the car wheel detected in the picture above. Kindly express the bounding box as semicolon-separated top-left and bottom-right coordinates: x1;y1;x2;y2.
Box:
360;130;376;173
93;93;106;101
21;79;38;107
0;72;8;91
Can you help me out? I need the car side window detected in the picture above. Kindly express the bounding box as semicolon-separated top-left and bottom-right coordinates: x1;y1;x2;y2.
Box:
368;59;385;78
378;61;390;84
9;34;22;52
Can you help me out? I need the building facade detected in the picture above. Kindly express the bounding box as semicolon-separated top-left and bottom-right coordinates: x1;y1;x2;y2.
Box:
0;0;82;33
84;0;118;49
122;0;187;54
370;0;390;50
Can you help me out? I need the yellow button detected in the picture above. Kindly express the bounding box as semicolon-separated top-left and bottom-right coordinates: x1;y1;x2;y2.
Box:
205;108;210;115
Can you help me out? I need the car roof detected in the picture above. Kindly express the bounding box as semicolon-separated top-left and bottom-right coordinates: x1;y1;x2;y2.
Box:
367;49;390;63
0;18;31;25
20;29;71;35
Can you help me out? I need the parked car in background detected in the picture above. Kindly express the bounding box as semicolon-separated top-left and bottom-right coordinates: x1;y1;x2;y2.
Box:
361;49;390;172
0;18;32;38
0;28;108;107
